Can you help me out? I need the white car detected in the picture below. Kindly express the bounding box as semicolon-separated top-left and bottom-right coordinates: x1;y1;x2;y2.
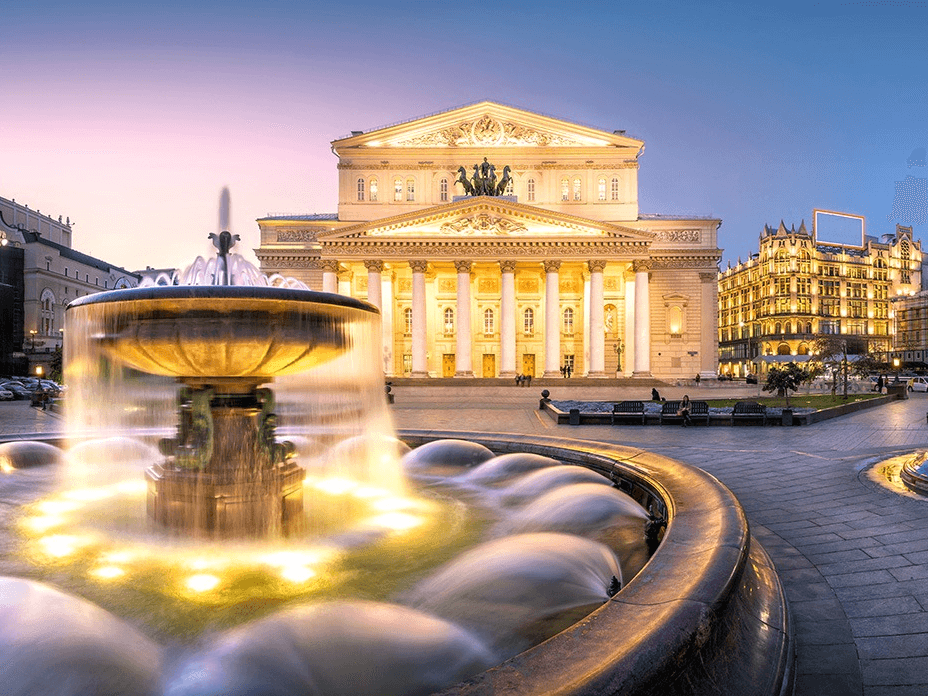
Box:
908;377;928;393
0;389;13;401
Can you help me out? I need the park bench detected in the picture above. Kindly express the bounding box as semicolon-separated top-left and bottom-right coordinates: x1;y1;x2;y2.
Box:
731;401;767;425
611;400;645;425
660;400;710;425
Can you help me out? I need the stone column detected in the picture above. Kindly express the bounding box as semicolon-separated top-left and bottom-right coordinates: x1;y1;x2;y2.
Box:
543;259;562;377
321;260;339;294
633;260;651;376
500;260;517;377
624;271;635;377
455;260;474;377
582;272;591;376
337;268;352;297
364;260;383;310
700;271;718;379
381;270;395;377
588;260;607;377
410;260;429;377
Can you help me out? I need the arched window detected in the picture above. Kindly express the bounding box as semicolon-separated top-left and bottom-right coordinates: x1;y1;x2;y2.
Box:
484;308;494;335
356;178;365;201
597;177;606;201
40;288;55;335
777;343;791;355
440;178;448;202
610;177;620;201
523;308;535;335
563;307;574;334
404;307;413;335
560;178;569;202
370;178;378;202
797;343;809;355
394;179;403;202
406;178;416;202
527;178;536;202
572;177;582;201
443;307;454;335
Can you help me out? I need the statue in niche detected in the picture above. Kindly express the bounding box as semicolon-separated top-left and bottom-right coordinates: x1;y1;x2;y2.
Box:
456;157;512;197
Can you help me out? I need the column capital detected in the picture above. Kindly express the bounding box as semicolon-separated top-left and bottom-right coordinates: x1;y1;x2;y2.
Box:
320;259;340;272
543;259;562;273
588;259;607;273
409;259;428;273
364;259;384;273
699;271;718;282
633;260;652;273
499;259;517;273
454;260;473;274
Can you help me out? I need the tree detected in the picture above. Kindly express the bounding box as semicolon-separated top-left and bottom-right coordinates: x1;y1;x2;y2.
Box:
762;363;809;408
811;335;849;399
49;345;63;384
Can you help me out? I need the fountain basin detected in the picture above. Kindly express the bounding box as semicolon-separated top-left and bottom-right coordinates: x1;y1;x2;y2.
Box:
400;430;795;696
68;286;377;383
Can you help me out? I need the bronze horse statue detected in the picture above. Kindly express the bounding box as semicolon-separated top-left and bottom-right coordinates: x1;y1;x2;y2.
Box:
455;166;473;195
495;165;512;196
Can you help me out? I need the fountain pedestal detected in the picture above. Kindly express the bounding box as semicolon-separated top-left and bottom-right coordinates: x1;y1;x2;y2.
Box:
147;388;303;537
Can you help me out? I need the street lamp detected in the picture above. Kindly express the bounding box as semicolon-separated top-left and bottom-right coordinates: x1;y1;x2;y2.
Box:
613;341;624;374
893;356;901;384
28;329;37;353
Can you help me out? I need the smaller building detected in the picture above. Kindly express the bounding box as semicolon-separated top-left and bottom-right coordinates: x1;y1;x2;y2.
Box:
890;290;928;369
718;220;922;378
0;196;139;377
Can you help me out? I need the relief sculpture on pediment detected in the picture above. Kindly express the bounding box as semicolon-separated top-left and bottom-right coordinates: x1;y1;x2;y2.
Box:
440;213;527;236
391;115;580;148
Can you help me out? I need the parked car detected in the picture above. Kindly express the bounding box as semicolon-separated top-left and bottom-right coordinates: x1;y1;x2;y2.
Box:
0;382;32;400
0;389;13;401
908;377;928;393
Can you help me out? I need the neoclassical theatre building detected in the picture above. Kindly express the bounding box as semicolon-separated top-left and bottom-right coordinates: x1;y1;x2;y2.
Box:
256;102;721;379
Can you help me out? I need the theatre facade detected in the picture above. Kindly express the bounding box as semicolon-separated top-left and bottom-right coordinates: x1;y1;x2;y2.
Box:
255;102;721;379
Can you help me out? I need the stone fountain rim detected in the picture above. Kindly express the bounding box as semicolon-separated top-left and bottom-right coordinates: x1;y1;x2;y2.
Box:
399;429;794;696
66;285;379;315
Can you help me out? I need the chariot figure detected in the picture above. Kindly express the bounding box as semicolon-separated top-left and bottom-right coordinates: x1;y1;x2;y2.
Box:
455;166;474;195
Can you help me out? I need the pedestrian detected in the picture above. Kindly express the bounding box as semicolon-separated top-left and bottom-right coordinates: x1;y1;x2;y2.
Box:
876;374;884;393
678;394;692;427
695;374;701;385
566;365;572;378
651;387;661;402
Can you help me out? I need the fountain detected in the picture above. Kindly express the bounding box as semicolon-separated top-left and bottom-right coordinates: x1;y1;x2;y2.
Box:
0;211;794;695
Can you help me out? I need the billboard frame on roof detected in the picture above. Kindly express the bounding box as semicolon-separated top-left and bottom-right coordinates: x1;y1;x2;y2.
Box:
813;209;866;249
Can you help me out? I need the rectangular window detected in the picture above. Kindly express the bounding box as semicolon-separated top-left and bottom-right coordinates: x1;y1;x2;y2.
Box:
440;178;448;202
394;179;403;202
406;179;415;202
611;177;620;201
572;178;582;201
598;178;606;201
560;179;569;202
527;179;535;202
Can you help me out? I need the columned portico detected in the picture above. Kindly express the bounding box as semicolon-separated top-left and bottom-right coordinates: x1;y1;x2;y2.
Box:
499;260;517;377
454;260;474;377
543;259;561;378
588;260;606;377
410;260;428;377
633;261;651;377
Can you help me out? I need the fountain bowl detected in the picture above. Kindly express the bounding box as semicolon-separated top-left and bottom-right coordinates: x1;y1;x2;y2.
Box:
68;286;378;385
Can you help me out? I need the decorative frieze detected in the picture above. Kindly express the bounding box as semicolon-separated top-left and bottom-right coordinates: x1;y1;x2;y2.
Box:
518;278;540;294
653;229;701;243
277;229;320;243
438;279;456;294
321;241;642;258
648;257;720;270
258;256;322;269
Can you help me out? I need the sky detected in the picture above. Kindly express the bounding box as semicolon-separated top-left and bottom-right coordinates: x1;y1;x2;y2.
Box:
4;0;928;272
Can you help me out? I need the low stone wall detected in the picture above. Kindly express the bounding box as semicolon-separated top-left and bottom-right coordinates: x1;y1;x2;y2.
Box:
400;430;795;696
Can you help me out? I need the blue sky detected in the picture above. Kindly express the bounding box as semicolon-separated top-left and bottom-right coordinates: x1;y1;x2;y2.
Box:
4;1;927;269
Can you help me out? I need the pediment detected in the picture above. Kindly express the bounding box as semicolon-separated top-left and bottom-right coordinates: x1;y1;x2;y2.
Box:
332;101;643;151
318;199;654;243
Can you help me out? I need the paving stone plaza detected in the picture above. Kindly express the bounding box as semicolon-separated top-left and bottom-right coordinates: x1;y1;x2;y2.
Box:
4;384;928;695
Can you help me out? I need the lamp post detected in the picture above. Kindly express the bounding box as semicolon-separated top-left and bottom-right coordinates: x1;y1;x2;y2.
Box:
893;356;901;385
613;340;624;375
28;329;36;353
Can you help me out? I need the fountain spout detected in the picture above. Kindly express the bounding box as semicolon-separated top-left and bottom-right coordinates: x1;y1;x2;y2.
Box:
208;230;241;285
